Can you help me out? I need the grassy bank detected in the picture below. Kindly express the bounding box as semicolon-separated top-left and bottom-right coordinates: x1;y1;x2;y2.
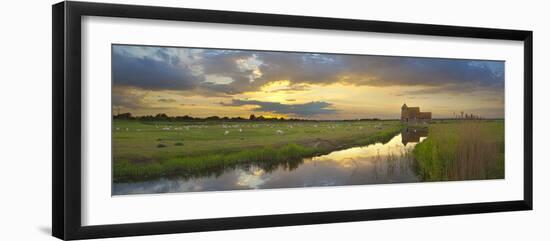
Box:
412;120;504;181
113;120;402;182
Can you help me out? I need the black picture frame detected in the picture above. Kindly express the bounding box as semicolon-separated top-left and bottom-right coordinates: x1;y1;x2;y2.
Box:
52;1;533;240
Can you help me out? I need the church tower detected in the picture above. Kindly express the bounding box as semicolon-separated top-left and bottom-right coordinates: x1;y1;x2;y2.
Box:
401;103;408;122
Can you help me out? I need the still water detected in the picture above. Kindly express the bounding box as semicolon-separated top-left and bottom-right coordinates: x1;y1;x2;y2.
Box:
113;129;427;195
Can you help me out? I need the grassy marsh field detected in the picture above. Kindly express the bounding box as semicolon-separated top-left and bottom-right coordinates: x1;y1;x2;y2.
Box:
412;120;505;181
113;120;403;182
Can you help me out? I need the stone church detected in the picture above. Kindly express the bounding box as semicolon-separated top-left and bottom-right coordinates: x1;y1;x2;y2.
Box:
401;103;432;123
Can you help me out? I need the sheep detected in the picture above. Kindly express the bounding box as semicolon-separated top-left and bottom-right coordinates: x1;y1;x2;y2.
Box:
224;130;230;135
276;130;284;135
239;128;242;132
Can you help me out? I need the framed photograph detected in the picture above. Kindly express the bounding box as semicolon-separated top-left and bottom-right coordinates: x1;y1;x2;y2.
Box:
52;1;533;240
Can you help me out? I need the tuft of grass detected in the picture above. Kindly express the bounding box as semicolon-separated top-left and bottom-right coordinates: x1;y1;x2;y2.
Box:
114;143;319;182
174;142;183;146
413;120;504;181
156;144;167;148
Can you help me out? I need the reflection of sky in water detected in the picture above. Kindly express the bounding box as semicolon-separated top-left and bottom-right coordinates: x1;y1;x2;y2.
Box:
113;134;426;195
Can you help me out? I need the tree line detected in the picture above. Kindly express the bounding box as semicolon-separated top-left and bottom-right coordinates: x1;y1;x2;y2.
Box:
113;112;381;122
452;111;483;120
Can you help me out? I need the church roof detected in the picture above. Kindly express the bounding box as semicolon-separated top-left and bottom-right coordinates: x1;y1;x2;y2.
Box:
401;103;408;109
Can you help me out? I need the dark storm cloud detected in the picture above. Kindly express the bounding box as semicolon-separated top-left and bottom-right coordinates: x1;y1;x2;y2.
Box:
112;46;202;90
253;52;347;85
221;99;337;117
112;45;504;95
357;57;505;93
241;52;502;93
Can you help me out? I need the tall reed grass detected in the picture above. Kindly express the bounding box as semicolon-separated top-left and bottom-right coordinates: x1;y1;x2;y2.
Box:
413;121;504;181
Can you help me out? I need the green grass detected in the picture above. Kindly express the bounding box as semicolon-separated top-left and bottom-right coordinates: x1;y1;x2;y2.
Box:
112;120;403;182
412;120;504;181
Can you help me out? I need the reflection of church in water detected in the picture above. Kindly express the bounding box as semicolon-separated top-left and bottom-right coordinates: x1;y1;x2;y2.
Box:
401;127;428;146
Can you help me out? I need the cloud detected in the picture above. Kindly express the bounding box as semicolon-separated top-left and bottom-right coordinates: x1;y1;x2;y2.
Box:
265;83;310;93
112;46;202;91
112;86;151;110
221;99;337;117
356;58;505;92
112;45;505;97
157;98;176;103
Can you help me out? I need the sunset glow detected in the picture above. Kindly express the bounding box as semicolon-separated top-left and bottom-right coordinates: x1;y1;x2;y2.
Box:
112;45;504;119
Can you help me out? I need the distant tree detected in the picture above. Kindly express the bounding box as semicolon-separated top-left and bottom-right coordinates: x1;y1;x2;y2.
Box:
175;115;195;121
205;116;220;121
155;113;168;120
249;114;256;120
114;112;133;119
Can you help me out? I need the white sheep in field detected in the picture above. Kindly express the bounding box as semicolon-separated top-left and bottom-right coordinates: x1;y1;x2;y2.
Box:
224;130;230;135
276;129;284;135
239;128;242;132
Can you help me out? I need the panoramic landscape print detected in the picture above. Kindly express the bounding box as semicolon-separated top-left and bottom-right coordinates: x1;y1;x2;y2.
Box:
111;44;505;195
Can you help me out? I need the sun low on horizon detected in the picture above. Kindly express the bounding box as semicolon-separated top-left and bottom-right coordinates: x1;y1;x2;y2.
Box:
112;44;505;120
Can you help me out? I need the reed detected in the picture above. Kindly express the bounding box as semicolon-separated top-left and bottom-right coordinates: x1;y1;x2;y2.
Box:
413;120;504;181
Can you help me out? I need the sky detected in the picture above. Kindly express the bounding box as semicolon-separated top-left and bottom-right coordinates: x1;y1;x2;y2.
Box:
112;45;505;120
